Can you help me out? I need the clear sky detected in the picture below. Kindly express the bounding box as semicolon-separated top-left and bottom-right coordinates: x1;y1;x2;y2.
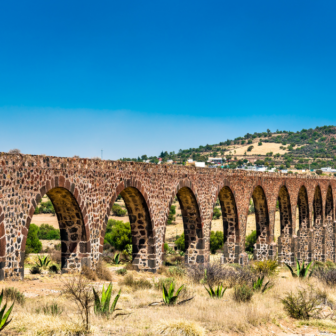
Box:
1;1;336;159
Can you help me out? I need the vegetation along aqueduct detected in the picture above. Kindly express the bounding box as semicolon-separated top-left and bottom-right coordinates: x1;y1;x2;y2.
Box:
0;153;335;280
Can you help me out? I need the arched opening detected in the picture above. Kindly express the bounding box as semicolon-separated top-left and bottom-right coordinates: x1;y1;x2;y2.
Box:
296;185;310;262
313;185;324;261
23;187;89;275
105;186;155;272
251;186;270;260
277;186;293;264
218;187;238;263
175;187;204;264
325;186;334;261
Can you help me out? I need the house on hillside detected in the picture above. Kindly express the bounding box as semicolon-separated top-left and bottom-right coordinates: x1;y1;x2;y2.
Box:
208;157;224;164
321;167;336;173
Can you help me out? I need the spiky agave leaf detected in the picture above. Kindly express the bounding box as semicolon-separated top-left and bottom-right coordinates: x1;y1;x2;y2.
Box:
0;290;14;331
110;289;121;313
285;263;297;277
93;287;102;314
102;283;113;313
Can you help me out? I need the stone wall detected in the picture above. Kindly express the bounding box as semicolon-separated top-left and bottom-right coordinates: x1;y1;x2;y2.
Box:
1;153;336;279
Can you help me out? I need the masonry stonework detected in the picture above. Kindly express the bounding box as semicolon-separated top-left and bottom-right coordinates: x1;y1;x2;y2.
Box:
1;153;336;280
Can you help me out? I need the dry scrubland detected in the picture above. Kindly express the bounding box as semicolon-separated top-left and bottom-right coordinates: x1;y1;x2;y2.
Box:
2;261;336;336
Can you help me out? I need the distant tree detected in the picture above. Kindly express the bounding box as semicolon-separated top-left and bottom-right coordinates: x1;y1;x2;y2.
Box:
26;224;42;254
210;231;224;254
247;140;253;144
247;146;254;152
8;149;21;154
212;207;221;220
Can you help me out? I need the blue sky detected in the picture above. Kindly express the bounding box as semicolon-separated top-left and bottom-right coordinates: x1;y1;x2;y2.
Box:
1;1;336;159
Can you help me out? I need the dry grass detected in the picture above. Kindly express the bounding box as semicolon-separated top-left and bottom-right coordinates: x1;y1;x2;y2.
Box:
155;319;206;336
6;266;336;335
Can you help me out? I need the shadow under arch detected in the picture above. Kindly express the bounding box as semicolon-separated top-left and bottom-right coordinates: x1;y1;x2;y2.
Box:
277;185;294;264
166;180;205;265
22;180;91;276
217;186;239;263
296;185;311;263
325;185;334;261
105;180;156;272
251;185;271;261
313;184;324;261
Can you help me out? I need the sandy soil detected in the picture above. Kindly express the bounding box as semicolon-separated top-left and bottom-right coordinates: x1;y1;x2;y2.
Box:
31;214;59;228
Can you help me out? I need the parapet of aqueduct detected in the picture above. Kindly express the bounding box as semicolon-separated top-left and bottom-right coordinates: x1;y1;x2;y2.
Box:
0;154;335;280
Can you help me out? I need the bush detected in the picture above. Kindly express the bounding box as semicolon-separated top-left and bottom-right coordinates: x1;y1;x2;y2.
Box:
3;287;25;305
49;265;59;274
30;266;42;274
82;261;112;282
154;277;175;290
245;230;257;253
314;268;336;286
112;204;127;216
316;169;323;175
35;200;55;214
233;284;253;303
210;231;224;254
247;145;254;152
104;219;131;251
175;233;186;252
168;266;186;278
116;268;127;276
212;207;221;220
38;224;60;240
119;274;152;290
253;260;278;276
167;205;176;225
25;224;42;254
282;288;323;320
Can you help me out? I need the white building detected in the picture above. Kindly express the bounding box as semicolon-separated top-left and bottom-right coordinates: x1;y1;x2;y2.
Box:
321;167;336;173
195;162;206;168
208;157;224;164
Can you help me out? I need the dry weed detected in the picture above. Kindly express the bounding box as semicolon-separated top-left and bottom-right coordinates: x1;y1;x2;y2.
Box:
155;319;206;336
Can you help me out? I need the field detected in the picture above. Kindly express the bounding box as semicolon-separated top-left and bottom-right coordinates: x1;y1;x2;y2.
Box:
2;261;336;335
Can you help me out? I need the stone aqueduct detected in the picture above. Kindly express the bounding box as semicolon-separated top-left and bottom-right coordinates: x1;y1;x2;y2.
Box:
0;153;335;280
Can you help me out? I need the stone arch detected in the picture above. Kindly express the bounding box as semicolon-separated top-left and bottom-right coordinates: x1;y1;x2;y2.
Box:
325;185;334;261
217;186;239;263
313;185;324;261
0;206;5;280
21;176;91;276
251;185;271;260
105;179;156;272
167;180;205;265
277;185;294;264
296;185;311;263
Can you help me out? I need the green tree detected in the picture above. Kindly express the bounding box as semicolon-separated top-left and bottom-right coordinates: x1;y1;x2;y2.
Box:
210;231;224;254
26;224;42;254
212;207;221;220
112;204;127;216
245;230;257;253
175;233;185;252
167;205;176;225
104;220;131;251
38;224;60;240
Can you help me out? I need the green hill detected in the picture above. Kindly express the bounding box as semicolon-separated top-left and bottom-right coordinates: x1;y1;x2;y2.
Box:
120;125;336;171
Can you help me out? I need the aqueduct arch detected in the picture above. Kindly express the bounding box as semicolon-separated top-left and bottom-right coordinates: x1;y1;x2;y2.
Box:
2;153;336;279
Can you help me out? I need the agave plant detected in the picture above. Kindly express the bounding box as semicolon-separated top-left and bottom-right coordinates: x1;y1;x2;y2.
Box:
252;276;273;293
35;255;51;268
285;259;314;279
162;283;184;305
113;253;121;265
0;290;14;331
93;283;121;317
204;284;227;298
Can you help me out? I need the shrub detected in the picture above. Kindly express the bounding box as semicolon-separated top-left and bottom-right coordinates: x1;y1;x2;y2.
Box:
253;259;278;276
314;268;336;286
252;276;273;293
247;145;254;152
155;319;205;336
212;207;221;220
233;284;253;303
38;224;60;240
167;266;186;278
96;261;113;281
49;265;59;274
3;287;25;306
154;278;175;291
25;224;42;254
167;205;176;225
175;233;185;252
50;250;61;264
316;169;323;175
112;204;127;217
116;268;127;276
30;266;42;274
104;220;131;251
82;266;98;281
37;200;55;214
285;259;314;278
245;230;257;253
36;302;63;316
119;274;152;290
282;288;323;320
210;231;224;254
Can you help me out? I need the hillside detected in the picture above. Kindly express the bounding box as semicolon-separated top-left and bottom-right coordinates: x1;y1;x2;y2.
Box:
121;125;336;171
